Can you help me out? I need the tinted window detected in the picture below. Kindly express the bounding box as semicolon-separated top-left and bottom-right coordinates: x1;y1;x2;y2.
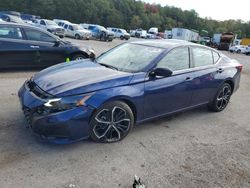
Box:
157;47;190;71
40;20;46;25
24;29;55;42
0;26;23;39
69;25;73;31
193;47;213;67
64;24;68;29
212;51;220;63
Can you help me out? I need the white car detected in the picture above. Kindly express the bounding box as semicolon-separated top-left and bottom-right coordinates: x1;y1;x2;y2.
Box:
53;19;70;27
134;29;147;38
229;45;247;54
63;23;91;40
107;27;130;40
246;45;250;55
33;19;65;38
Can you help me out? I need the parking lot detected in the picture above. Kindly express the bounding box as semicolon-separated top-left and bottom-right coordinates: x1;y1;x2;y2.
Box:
0;38;250;188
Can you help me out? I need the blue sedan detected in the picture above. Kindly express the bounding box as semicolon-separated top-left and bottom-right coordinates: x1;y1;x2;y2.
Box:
18;40;242;143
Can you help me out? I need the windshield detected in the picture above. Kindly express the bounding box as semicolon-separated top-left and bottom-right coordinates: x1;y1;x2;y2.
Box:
73;25;83;30
46;20;57;26
96;43;164;72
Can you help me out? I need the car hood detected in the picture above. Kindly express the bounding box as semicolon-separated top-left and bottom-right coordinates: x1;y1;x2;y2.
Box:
77;29;91;34
33;60;133;97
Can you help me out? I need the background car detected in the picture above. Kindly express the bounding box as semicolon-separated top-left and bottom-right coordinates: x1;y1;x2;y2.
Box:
53;19;71;27
18;40;242;144
88;25;114;41
0;14;26;24
107;27;130;40
245;45;250;55
33;19;65;38
0;22;95;69
229;45;247;53
63;23;91;40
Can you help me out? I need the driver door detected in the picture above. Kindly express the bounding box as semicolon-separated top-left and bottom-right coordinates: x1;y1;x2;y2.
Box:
144;47;194;119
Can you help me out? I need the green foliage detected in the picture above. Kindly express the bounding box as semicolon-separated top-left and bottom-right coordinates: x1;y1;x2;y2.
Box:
0;0;250;37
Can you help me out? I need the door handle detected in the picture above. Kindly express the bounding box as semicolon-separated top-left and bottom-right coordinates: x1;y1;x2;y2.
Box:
185;77;191;81
217;68;224;73
30;45;39;48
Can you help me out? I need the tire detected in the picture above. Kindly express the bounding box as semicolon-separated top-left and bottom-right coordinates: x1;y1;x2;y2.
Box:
89;101;134;143
120;36;124;40
75;34;81;40
237;49;241;53
208;83;232;112
72;54;87;61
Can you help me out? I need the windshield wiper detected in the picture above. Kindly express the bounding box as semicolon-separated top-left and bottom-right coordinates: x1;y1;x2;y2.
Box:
99;63;119;71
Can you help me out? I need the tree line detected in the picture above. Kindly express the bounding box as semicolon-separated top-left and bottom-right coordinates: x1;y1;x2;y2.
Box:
1;0;250;38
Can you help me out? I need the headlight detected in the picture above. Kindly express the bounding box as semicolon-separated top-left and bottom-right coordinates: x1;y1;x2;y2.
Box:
43;94;93;112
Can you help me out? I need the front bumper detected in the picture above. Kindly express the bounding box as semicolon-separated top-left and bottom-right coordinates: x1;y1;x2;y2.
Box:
18;81;94;144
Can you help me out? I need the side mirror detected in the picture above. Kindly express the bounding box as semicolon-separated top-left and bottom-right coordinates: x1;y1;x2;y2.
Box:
88;49;96;59
54;40;60;47
149;67;173;78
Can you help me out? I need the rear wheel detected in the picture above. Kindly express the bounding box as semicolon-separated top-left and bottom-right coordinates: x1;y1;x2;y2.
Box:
90;101;134;143
208;83;232;112
120;36;124;40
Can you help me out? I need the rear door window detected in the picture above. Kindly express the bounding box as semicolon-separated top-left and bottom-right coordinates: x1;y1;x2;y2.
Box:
0;26;23;39
192;47;213;67
24;28;55;43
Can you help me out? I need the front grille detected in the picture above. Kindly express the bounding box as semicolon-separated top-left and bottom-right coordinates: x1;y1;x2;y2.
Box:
26;80;53;99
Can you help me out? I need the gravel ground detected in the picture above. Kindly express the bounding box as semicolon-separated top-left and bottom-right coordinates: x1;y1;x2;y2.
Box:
0;38;250;188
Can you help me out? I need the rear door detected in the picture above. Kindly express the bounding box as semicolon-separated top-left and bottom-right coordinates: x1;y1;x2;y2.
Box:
190;47;222;106
0;25;36;68
23;28;66;67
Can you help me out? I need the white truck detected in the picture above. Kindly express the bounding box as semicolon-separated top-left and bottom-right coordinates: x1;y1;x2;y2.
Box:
147;27;158;39
33;19;65;38
107;27;130;40
171;28;199;42
63;23;91;40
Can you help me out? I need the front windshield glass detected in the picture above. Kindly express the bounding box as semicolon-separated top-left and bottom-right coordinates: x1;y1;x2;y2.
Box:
46;20;57;26
96;43;164;72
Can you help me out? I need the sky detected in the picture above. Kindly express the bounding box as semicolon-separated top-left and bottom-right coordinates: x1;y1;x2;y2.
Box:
141;0;249;22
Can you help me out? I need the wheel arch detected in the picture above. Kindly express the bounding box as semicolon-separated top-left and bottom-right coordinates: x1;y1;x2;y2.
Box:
224;79;234;92
90;96;138;124
69;51;89;59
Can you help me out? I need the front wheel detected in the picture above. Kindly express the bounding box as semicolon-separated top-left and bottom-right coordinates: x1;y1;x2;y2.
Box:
75;34;81;40
90;101;134;143
72;54;87;61
208;83;232;112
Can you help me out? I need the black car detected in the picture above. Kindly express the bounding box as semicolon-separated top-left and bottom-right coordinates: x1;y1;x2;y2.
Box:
0;22;95;69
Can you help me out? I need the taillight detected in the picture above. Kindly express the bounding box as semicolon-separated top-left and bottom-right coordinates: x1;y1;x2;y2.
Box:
236;64;243;72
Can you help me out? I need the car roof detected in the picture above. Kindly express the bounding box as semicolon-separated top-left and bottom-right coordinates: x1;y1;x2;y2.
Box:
0;22;59;38
130;39;212;50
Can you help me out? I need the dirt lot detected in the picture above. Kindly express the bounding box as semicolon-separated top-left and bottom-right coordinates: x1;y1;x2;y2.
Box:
0;38;250;188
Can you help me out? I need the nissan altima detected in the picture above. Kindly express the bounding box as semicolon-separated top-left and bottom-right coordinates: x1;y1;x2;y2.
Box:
18;40;242;143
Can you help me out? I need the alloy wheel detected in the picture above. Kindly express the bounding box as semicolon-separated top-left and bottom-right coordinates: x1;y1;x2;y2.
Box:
216;85;231;110
93;106;131;142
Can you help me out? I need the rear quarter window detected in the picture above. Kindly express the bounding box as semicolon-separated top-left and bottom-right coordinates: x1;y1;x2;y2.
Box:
212;51;220;63
192;47;213;67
